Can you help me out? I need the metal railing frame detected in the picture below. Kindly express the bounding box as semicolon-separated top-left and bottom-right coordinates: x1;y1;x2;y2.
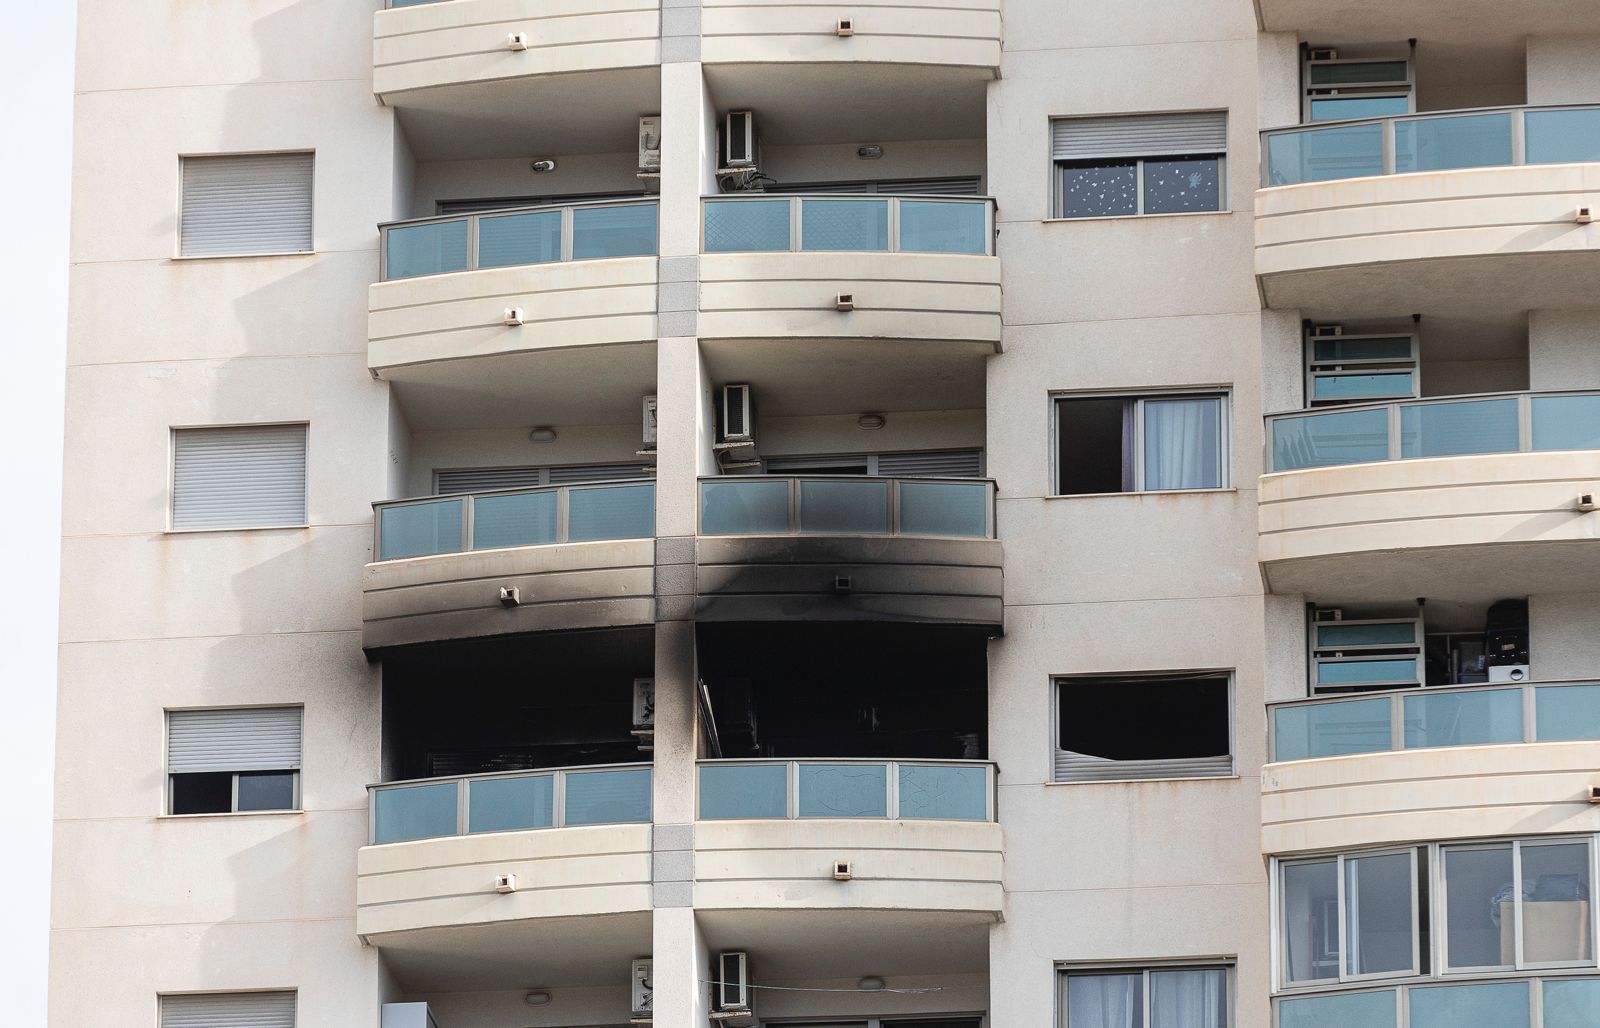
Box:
694;757;998;821
378;198;659;280
371;478;654;561
696;474;998;539
367;761;653;843
700;193;998;255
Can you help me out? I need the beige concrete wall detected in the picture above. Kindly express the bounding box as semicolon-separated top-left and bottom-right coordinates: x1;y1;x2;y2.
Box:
757;409;985;458
1262;742;1600;856
693;820;1003;912
761;139;986;190
414;986;634;1026
410;152;644;219
1530;309;1600;392
373;0;660;99
700;0;1000;69
406;424;646;496
1530;592;1600;682
698;252;1002;345
1527;36;1600;106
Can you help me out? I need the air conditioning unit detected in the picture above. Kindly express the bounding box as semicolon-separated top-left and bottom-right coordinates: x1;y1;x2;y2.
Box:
638;115;662;173
721;111;758;169
722;384;753;443
632;677;656;732
631;959;654;1018
1310;323;1344;337
716;952;750;1012
642;395;658;445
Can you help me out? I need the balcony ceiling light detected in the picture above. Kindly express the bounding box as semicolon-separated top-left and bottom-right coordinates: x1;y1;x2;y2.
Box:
858;976;887;992
524;991;552;1006
529;426;558;443
856;413;886;430
857;144;884;160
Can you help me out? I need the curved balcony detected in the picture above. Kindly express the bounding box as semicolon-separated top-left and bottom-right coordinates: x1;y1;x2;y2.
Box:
1259;391;1600;599
356;764;651;942
1274;975;1600;1028
700;0;1000;72
694;475;1002;627
698;195;1001;350
369;200;658;380
362;480;655;650
1256;105;1600;315
693;759;1002;916
1263;681;1600;855
372;0;659;110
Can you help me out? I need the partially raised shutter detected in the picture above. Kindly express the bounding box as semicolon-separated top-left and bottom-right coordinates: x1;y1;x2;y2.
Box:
168;708;303;774
181;153;313;256
172;425;306;530
876;449;984;477
160;992;296;1028
434;463;648;494
1054;751;1233;782
1052;112;1228;161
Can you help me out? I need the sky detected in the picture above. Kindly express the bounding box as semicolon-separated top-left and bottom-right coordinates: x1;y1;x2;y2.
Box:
1;3;73;1024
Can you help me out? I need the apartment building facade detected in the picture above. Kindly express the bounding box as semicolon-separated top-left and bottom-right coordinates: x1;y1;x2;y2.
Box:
52;0;1600;1025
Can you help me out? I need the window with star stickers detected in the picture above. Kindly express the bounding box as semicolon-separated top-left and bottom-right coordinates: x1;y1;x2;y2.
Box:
1050;112;1228;219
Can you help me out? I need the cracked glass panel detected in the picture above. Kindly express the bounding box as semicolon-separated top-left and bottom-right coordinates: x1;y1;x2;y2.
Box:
1142;157;1222;214
1059;160;1137;218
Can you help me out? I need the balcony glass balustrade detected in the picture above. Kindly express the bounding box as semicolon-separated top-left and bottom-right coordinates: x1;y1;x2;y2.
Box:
702;195;995;255
369;763;653;844
1266;390;1600;473
1277;975;1600;1028
380;199;659;280
1269;681;1600;763
696;759;996;821
1262;103;1600;186
698;476;995;538
373;481;654;561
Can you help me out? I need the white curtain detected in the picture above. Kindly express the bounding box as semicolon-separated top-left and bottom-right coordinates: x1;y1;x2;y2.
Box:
1150;969;1227;1028
1068;973;1142;1028
1143;397;1222;490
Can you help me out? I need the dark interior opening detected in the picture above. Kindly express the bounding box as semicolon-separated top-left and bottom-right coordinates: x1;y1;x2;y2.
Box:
1058;674;1230;760
697;623;988;759
1056;396;1128;494
380;627;655;781
170;772;232;815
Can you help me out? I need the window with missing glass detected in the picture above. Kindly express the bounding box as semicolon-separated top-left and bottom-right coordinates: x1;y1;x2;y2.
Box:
1054;391;1230;495
1058;964;1232;1028
1054;672;1234;782
167;707;303;815
1051;112;1227;218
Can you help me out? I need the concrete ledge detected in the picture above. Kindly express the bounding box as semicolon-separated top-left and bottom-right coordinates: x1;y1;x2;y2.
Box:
700;0;1000;70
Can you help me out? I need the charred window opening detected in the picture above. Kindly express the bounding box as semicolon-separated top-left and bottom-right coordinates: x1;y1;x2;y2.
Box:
1055;672;1232;781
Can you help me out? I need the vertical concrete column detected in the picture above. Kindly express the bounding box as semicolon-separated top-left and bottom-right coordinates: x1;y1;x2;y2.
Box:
1526;37;1600;106
651;906;712;1028
1529;311;1600;392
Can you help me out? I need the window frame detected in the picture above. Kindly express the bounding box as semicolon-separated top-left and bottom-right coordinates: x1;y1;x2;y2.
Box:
1056;959;1235;1028
168;422;310;533
1050;670;1237;784
1053;153;1228;220
1301;55;1415;125
1050;389;1233;496
176;150;316;259
1439;837;1599;976
164;705;305;817
1277;847;1425;990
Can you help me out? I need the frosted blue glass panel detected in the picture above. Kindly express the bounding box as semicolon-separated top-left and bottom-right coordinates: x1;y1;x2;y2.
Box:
897;764;987;820
1142;157;1223;214
386;220;468;280
1400;398;1518;459
1271;407;1390;470
1409;982;1528;1028
798;479;889;534
1536;684;1600;742
380;499;463;559
471;490;557;550
1395;112;1514;173
704;200;790;252
477;209;561;269
899;201;987;254
801;199;889;251
1544;979;1600;1028
468;774;554;834
388;0;439;6
374;782;457;843
1316;658;1419;687
564;768;651;825
1274;698;1393;761
1266;122;1385;185
701;480;791;535
698;764;788;819
1278;991;1396;1028
567;483;653;541
798;764;887;818
1312;372;1414;401
1308;62;1409;86
1526;108;1600;165
1532;394;1600;451
1310;96;1410;121
897;481;988;538
1316;622;1416;647
1060;160;1138;217
571;203;657;259
1403;689;1522;749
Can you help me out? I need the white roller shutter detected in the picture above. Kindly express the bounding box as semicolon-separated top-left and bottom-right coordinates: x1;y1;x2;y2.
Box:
181;153;313;256
160;992;296;1028
1052;112;1228;161
168;708;303;774
172;425;307;530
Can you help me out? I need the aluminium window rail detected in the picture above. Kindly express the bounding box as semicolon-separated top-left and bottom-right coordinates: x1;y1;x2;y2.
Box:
1260;101;1600;186
701;193;997;255
378;197;659;280
372;479;655;561
1267;679;1600;763
1265;388;1600;473
697;475;997;539
696;758;997;821
367;762;653;844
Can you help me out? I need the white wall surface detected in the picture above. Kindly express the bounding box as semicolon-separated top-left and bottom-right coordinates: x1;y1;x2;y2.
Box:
1526;36;1600;106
